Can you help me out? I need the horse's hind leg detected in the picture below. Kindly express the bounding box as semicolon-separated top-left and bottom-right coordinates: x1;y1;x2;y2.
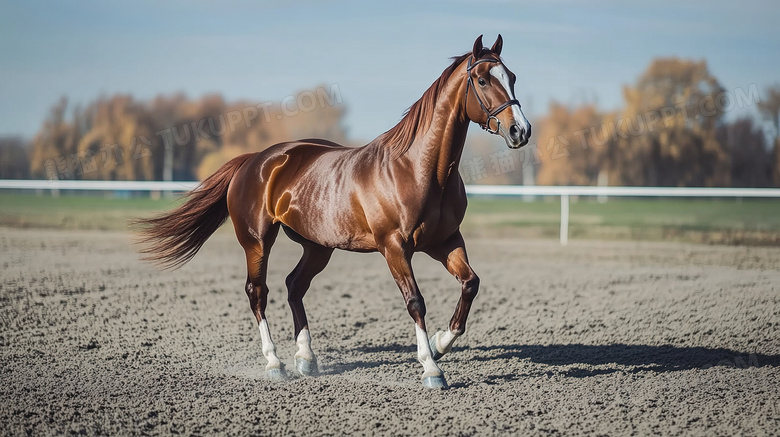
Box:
424;231;480;360
242;223;285;379
284;228;334;376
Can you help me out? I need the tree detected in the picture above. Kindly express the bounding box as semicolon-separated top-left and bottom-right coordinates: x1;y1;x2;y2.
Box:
535;58;733;187
29;97;82;180
76;95;158;181
27;90;350;182
757;85;780;186
0;137;30;179
535;103;614;186
616;58;730;186
717;118;772;187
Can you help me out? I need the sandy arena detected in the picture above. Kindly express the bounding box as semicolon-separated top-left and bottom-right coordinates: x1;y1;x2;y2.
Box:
1;227;779;435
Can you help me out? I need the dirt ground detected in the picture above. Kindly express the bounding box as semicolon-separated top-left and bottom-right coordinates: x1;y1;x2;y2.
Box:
1;227;779;436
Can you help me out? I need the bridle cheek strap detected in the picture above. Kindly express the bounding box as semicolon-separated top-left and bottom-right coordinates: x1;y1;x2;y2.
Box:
466;57;520;135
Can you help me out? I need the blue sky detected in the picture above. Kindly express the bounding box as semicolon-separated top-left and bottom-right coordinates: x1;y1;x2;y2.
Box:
1;0;778;142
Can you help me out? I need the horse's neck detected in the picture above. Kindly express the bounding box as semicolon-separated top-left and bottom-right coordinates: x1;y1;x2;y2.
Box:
405;71;470;188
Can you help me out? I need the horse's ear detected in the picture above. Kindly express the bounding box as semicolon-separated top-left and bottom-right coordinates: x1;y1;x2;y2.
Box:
472;35;484;59
491;34;503;56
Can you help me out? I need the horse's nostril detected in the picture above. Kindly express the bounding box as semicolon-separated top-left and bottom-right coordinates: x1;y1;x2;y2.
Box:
509;124;521;140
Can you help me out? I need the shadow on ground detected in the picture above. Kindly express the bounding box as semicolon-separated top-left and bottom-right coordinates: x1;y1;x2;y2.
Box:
335;343;780;378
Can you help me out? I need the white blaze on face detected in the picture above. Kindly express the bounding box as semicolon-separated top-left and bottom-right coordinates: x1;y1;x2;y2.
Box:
489;65;531;133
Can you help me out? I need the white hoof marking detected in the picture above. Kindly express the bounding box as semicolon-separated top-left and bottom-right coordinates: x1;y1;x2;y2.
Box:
258;319;281;370
415;324;443;378
294;327;315;362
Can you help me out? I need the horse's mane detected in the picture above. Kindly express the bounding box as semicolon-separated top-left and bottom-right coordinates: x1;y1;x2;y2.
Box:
370;52;475;158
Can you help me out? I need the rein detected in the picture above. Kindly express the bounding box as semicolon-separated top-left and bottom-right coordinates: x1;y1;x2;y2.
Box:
465;56;520;134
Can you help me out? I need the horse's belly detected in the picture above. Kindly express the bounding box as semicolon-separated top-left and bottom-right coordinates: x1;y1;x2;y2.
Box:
262;148;376;251
277;198;377;252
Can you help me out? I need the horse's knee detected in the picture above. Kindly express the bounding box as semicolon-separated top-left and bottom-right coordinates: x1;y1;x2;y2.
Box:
405;294;426;318
245;278;270;315
245;280;259;308
462;273;480;301
285;272;296;292
286;274;312;303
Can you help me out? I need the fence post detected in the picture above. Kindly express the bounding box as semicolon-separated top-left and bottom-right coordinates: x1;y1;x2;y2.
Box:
560;194;569;246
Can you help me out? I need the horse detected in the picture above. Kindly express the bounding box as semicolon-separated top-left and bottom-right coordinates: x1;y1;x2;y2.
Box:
133;34;531;389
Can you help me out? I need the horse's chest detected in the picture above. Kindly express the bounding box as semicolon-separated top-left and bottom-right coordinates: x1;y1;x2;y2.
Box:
412;199;466;247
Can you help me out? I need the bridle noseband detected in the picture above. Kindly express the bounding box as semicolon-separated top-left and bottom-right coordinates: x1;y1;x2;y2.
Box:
466;56;520;135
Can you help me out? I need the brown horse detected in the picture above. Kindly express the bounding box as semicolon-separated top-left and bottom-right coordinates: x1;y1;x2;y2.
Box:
133;35;531;388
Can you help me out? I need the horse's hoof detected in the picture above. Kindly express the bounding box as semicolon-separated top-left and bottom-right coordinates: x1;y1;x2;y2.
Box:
295;357;318;377
423;374;448;389
266;366;287;381
429;332;444;360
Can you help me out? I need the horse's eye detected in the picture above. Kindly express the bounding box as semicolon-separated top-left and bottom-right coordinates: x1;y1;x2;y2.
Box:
478;78;487;87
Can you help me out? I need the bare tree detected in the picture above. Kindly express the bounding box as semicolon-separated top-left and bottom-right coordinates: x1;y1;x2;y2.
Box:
757;85;780;185
0;137;30;179
717;118;772;187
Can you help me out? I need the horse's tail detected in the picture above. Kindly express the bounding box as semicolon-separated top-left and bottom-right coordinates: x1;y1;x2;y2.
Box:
130;153;253;269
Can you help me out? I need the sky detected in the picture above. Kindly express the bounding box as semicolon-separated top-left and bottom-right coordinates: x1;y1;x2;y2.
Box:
1;0;779;142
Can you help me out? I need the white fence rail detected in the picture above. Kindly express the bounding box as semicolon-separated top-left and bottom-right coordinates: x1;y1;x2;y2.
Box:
0;179;199;191
2;180;780;245
466;185;780;245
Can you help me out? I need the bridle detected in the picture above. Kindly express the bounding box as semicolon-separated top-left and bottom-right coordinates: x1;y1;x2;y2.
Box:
466;56;520;135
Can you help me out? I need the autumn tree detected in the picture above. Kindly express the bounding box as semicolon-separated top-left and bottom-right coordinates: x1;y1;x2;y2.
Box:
195;87;348;179
76;95;158;181
616;58;730;186
27;89;349;182
535;58;734;187
535;103;614;186
29;97;82;180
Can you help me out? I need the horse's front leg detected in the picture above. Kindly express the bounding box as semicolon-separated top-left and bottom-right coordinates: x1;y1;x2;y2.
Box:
424;231;480;360
383;238;447;389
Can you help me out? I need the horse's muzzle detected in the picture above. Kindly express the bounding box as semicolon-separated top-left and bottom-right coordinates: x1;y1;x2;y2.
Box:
505;123;531;149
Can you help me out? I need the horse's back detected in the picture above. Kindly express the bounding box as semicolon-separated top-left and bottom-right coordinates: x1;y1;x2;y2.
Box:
228;139;376;251
233;138;352;186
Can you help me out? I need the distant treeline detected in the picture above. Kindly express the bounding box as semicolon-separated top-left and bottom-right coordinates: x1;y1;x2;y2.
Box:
472;58;780;188
1;58;779;187
1;85;347;182
534;58;780;188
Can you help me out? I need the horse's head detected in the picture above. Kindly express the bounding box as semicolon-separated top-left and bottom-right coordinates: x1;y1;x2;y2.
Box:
464;35;531;149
